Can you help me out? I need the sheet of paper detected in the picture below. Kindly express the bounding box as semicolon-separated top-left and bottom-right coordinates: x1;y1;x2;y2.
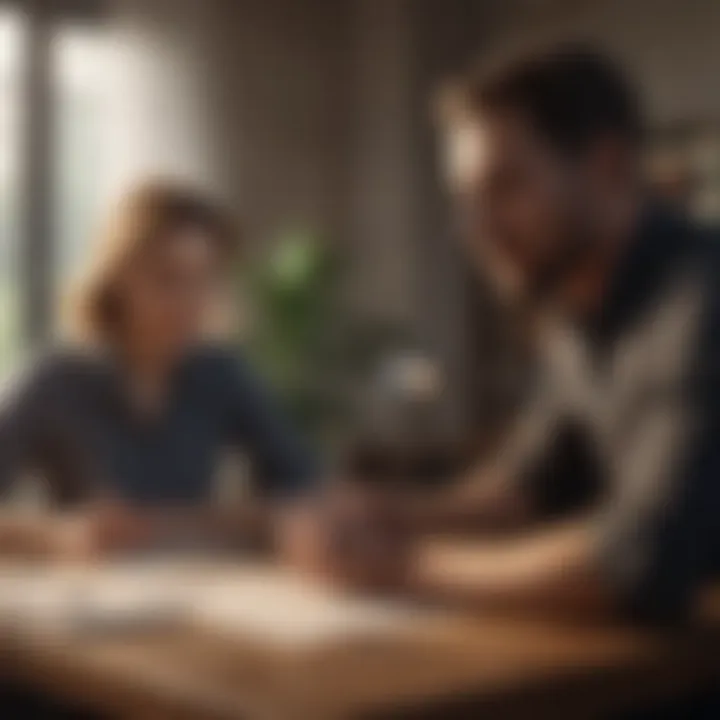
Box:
0;562;425;648
0;564;189;634
189;567;422;648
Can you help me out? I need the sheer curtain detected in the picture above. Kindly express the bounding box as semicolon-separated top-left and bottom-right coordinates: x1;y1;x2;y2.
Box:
0;10;26;373
0;0;228;349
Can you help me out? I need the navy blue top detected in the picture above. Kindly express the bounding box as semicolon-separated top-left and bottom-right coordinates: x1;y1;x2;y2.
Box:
0;345;317;505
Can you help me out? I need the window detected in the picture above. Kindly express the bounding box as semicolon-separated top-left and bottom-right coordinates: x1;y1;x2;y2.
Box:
0;2;107;370
52;24;109;299
0;10;26;374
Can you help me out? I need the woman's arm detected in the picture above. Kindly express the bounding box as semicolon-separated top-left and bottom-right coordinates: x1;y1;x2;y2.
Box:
84;351;322;558
222;352;320;498
0;359;66;557
125;501;276;553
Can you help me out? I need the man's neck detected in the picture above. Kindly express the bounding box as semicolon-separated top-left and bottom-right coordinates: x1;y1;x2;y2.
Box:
557;196;646;322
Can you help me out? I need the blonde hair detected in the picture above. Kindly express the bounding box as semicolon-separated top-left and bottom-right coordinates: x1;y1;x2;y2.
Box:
67;180;238;343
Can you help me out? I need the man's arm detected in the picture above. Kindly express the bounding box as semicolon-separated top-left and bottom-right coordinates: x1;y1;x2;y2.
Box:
405;379;567;535
405;370;712;623
404;279;720;623
404;469;531;535
408;519;613;620
281;374;570;585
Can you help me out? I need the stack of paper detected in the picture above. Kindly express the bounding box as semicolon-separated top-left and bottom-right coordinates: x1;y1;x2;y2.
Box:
0;564;188;635
189;568;420;648
0;562;424;648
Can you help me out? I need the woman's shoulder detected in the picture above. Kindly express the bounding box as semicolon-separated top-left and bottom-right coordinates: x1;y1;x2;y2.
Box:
0;343;105;405
31;344;107;378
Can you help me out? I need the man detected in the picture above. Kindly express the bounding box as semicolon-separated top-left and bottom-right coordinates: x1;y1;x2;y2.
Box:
307;45;720;624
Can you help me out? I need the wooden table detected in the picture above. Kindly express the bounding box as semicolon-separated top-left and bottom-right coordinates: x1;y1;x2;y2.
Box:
1;563;719;719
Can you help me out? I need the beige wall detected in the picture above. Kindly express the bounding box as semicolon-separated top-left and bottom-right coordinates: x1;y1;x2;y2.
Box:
102;0;504;434
105;0;224;198
344;0;421;324
480;0;720;126
105;0;350;244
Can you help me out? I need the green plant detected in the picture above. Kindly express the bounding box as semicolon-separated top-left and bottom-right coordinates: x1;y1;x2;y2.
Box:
242;229;409;445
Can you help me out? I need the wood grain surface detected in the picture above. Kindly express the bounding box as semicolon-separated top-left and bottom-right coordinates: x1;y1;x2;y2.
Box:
0;563;719;719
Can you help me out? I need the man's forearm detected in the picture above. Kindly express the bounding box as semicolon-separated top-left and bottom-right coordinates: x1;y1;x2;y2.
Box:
407;520;614;620
406;475;531;536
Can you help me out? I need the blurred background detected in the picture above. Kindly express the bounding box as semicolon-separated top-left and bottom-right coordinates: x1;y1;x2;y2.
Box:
2;0;720;470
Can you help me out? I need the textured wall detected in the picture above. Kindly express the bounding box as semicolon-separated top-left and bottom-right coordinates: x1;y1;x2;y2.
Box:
479;0;720;126
101;0;503;435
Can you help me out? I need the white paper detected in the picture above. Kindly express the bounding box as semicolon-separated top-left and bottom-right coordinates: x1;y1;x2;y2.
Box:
0;562;423;648
0;565;186;634
189;568;420;648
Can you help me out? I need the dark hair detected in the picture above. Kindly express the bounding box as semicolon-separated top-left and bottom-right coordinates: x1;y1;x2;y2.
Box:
456;44;642;155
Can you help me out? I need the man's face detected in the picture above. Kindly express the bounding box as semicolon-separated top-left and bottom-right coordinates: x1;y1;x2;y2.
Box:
448;111;591;302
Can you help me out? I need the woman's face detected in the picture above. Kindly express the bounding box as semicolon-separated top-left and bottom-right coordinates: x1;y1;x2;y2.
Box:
118;225;225;360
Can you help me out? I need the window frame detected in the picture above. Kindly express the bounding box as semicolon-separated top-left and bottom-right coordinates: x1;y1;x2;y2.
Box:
1;0;105;347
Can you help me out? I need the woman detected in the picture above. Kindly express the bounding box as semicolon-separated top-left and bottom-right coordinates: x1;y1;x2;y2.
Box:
0;181;318;556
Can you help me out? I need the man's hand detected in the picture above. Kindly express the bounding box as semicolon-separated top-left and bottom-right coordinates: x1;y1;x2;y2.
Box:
276;483;412;594
407;519;615;620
